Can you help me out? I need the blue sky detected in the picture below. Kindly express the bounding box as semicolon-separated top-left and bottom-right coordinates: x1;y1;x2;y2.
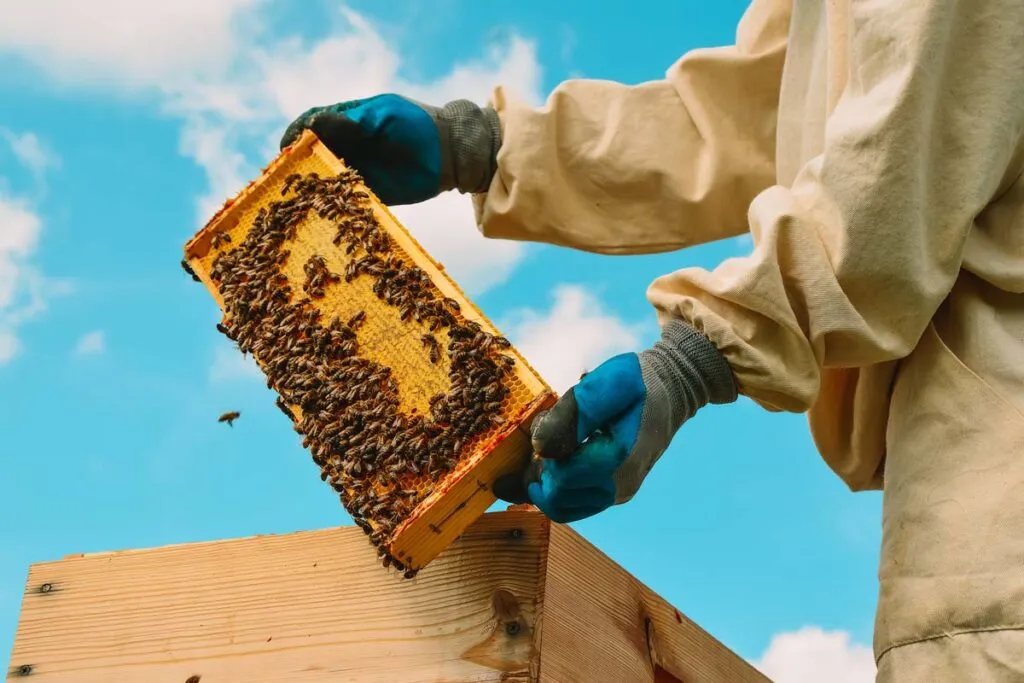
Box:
0;2;881;679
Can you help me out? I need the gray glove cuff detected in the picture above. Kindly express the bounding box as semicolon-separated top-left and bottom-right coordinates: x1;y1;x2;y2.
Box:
639;318;738;420
613;319;737;503
422;99;501;195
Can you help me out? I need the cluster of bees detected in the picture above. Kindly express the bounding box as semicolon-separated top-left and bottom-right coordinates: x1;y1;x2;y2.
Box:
195;168;517;577
302;254;339;298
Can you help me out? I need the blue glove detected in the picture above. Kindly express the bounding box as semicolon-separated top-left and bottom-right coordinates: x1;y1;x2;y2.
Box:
493;319;738;523
279;94;501;206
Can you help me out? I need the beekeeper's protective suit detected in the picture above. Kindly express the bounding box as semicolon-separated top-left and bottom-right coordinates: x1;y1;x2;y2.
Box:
281;1;1024;679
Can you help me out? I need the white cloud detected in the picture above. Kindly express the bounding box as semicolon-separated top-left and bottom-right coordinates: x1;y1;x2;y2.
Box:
754;627;876;683
209;343;263;384
0;3;545;294
0;328;17;364
0;0;268;91
1;128;60;180
74;330;106;356
502;285;649;393
178;118;251;225
0;127;72;366
0;190;67;365
0;194;40;310
390;192;526;295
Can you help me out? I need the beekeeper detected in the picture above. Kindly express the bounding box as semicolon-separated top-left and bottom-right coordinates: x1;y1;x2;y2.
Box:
281;1;1024;679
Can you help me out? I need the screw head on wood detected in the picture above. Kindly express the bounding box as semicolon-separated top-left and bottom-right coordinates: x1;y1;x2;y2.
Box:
505;620;522;636
39;583;52;594
508;528;522;539
17;664;32;676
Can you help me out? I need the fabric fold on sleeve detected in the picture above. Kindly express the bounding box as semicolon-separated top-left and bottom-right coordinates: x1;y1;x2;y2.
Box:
647;0;1024;413
472;0;793;255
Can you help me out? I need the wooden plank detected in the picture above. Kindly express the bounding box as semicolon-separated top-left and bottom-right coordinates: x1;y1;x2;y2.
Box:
538;524;772;683
181;130;556;574
7;511;548;683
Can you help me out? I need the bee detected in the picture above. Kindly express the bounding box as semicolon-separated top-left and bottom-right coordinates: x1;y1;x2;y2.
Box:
211;232;232;249
218;411;241;427
281;173;301;195
347;310;366;329
419;333;441;361
180;259;201;282
275;397;295;421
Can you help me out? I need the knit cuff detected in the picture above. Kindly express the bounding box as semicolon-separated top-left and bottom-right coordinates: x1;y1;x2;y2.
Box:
430;99;502;195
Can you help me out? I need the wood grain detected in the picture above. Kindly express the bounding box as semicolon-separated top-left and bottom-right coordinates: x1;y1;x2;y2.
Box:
538;524;772;683
7;511;548;682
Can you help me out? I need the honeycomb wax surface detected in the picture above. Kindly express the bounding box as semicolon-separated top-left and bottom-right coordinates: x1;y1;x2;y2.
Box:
184;139;550;577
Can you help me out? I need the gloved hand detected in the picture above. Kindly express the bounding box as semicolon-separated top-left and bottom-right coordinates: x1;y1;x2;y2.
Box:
279;94;501;206
493;319;738;523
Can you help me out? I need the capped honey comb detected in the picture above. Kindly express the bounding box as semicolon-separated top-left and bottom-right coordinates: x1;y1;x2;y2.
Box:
183;130;555;576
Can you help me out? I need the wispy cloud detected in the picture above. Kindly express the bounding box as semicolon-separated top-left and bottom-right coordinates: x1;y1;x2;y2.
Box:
0;0;267;91
73;330;106;356
0;329;16;364
1;128;60;185
208;343;262;384
502;284;651;393
0;189;71;365
0;125;73;366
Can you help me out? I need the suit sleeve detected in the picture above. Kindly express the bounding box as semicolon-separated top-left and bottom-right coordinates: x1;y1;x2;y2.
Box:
472;0;793;254
646;0;1024;413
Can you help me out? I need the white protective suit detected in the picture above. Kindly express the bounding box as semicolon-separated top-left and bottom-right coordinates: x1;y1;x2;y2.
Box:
471;0;1024;680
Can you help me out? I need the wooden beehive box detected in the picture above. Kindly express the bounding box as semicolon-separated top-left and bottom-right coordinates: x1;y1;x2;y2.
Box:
7;510;772;683
182;131;556;575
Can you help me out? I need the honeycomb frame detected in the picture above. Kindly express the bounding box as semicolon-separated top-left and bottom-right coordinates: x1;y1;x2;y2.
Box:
183;130;556;574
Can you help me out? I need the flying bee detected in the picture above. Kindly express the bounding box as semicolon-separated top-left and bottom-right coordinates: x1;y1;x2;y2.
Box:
218;411;241;427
